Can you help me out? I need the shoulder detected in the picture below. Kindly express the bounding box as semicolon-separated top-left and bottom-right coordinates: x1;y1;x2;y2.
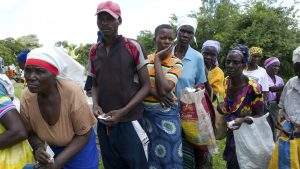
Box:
286;76;298;86
58;79;83;94
21;88;36;101
257;66;267;74
248;77;262;93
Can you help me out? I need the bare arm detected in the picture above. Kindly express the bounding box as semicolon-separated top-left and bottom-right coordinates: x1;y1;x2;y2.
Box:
0;109;28;149
91;78;104;117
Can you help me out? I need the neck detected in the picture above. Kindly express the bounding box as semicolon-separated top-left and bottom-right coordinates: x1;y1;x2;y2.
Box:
247;63;257;71
38;83;58;98
103;33;119;46
175;43;189;59
267;71;275;78
229;74;246;86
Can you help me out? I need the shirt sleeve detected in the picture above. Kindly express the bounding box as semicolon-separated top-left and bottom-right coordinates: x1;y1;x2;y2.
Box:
87;43;99;77
129;40;149;70
261;71;270;92
195;53;207;84
249;80;264;109
71;87;97;136
278;79;290;109
165;61;183;85
0;90;16;119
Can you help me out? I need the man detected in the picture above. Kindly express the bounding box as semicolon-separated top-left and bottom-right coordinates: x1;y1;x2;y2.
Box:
88;1;150;169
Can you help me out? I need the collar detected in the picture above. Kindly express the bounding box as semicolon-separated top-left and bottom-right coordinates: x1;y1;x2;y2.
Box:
173;45;193;61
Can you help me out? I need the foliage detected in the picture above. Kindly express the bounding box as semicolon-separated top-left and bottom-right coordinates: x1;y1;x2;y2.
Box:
0;38;26;66
137;30;155;55
17;34;41;49
136;0;300;78
75;43;93;67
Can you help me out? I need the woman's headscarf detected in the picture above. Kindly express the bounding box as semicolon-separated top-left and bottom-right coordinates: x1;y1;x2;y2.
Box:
176;16;198;33
249;47;263;57
231;44;250;64
202;40;221;65
293;46;300;64
264;56;280;68
26;46;85;85
17;50;30;63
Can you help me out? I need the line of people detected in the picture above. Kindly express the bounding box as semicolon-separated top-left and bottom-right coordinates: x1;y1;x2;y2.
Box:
1;1;300;169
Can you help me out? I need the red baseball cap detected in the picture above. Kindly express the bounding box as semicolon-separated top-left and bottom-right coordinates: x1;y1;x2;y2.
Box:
96;1;121;19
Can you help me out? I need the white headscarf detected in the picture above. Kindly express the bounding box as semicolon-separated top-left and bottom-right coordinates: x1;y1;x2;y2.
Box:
176;16;198;33
26;46;85;86
293;46;300;64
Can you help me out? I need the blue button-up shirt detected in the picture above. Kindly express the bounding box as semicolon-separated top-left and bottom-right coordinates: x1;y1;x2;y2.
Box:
174;45;207;99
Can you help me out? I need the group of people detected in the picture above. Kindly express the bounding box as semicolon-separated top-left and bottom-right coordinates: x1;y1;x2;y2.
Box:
0;1;300;169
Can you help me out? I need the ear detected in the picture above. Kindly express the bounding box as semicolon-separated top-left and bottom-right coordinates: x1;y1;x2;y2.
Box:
118;17;122;25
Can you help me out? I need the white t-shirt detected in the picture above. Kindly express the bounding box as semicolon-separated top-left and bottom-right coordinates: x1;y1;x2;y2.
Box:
243;66;269;92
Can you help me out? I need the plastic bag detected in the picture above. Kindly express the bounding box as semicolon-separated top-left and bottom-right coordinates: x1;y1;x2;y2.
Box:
180;87;218;155
233;113;275;169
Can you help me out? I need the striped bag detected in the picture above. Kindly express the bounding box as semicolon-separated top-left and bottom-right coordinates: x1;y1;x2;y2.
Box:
268;132;300;169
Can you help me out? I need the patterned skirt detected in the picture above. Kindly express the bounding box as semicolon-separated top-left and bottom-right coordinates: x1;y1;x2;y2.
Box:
143;105;183;169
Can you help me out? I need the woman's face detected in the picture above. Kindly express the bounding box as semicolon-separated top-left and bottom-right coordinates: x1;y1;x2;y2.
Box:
249;54;262;66
225;51;246;78
24;65;56;93
294;62;300;78
202;46;218;69
177;25;194;45
266;62;280;76
155;28;174;52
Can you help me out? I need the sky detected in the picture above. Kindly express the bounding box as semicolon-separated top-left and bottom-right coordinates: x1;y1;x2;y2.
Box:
0;0;202;46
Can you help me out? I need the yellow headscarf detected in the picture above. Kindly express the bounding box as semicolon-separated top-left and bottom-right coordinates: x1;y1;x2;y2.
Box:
249;47;263;57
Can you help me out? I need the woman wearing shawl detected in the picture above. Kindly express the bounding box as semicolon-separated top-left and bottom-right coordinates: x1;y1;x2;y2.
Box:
264;56;284;140
143;24;183;169
218;44;264;169
201;40;225;102
20;46;98;169
174;16;213;169
0;80;34;169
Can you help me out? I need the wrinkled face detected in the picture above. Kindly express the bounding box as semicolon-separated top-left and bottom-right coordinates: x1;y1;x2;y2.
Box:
294;62;300;78
24;65;56;93
97;12;120;37
249;54;262;65
225;51;246;77
266;62;280;75
202;46;218;69
155;28;174;52
177;25;194;45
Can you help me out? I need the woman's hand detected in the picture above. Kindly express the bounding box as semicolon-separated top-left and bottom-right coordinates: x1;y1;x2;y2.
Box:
228;117;253;130
34;146;52;166
275;113;291;135
158;96;174;108
36;161;62;169
155;43;174;61
217;102;227;115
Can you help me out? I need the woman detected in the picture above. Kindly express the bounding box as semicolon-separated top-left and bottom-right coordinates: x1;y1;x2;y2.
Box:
174;16;212;169
201;40;225;102
243;46;269;99
143;24;183;169
264;56;284;140
219;44;264;169
20;46;98;169
0;81;34;169
276;46;300;137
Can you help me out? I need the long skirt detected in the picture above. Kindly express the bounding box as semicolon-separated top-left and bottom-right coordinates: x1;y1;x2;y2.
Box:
144;105;183;169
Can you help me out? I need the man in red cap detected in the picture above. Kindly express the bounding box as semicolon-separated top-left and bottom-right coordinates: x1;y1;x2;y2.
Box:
88;1;150;169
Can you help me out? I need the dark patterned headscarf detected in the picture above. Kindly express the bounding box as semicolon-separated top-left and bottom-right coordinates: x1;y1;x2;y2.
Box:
231;44;250;64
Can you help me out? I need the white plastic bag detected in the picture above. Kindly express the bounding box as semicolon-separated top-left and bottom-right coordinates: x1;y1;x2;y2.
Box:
132;120;149;160
233;113;275;169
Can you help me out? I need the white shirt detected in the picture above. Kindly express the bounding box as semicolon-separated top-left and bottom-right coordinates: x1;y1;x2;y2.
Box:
279;76;300;124
243;66;269;92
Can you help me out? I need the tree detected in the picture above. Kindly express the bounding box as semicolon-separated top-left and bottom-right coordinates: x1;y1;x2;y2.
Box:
0;38;26;66
137;30;155;55
75;43;93;67
17;34;41;49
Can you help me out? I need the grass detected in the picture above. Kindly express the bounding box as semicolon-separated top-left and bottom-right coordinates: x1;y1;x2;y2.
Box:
13;82;24;98
213;139;227;169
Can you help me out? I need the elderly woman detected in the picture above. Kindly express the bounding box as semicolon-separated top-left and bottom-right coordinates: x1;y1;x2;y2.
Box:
264;56;284;140
174;16;212;169
201;40;225;102
0;81;34;169
218;44;264;169
20;46;98;169
276;46;300;137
